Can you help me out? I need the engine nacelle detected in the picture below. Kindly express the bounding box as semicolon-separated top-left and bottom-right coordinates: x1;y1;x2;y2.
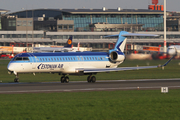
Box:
109;51;125;62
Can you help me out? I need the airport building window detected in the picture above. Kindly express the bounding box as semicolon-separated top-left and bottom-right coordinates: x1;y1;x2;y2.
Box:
28;21;33;26
17;21;21;26
64;25;67;30
69;25;73;29
22;21;27;26
58;25;62;30
8;20;16;27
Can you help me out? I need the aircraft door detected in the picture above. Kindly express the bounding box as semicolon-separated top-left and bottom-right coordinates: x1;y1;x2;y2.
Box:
28;53;37;69
77;56;84;68
80;56;84;68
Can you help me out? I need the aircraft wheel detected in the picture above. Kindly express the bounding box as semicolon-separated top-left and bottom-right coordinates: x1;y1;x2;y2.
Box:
91;76;96;83
87;76;91;83
61;77;65;83
14;78;19;82
65;76;69;83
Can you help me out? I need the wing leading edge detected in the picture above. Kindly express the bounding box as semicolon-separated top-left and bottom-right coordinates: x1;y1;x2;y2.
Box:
76;55;174;73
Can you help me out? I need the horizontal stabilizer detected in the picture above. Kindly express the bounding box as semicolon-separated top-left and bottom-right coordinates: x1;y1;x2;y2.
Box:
122;33;159;37
104;33;158;38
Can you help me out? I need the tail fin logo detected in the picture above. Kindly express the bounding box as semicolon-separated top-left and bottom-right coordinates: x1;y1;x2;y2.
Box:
67;39;72;45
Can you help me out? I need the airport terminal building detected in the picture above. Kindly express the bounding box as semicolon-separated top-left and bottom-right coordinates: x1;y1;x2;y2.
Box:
0;7;180;52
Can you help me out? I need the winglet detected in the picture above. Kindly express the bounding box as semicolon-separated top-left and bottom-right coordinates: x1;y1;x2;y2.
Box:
158;55;175;67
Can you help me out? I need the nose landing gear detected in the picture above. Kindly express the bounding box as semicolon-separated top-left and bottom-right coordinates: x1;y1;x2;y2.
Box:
14;73;19;82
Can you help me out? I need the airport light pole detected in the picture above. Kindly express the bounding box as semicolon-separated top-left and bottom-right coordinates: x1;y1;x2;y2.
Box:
164;0;167;54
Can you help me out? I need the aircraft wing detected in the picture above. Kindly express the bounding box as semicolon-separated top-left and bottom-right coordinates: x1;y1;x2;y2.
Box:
76;55;174;73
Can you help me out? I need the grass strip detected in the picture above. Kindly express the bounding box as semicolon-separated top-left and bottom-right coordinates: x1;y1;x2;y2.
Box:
0;89;180;120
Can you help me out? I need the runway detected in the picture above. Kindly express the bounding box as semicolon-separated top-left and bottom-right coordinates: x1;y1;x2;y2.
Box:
0;78;180;94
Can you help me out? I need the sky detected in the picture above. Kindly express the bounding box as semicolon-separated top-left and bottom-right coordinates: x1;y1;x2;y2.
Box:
1;0;180;13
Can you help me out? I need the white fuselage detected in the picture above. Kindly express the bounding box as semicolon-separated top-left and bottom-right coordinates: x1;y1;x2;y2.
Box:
7;52;124;75
167;45;180;55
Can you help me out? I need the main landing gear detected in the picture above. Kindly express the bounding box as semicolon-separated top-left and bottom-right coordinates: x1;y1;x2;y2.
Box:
87;75;96;83
60;75;69;83
60;75;96;83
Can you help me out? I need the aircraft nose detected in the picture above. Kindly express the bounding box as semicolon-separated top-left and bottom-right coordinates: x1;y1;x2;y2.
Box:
167;49;176;55
7;63;14;72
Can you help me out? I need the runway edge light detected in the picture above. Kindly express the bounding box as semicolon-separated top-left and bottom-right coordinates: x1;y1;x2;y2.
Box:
161;87;168;93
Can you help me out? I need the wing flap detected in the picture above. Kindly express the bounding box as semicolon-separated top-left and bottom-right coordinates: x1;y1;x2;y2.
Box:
76;66;158;73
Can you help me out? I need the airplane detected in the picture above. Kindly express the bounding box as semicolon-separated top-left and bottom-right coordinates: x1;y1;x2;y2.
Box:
32;36;76;52
7;31;174;83
167;45;180;56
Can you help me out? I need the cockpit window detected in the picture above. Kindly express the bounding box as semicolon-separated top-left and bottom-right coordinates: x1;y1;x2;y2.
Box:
15;57;22;61
13;57;29;61
23;57;29;61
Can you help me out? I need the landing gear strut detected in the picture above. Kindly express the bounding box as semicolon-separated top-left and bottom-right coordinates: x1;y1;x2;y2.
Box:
87;75;96;83
60;75;69;83
14;73;19;82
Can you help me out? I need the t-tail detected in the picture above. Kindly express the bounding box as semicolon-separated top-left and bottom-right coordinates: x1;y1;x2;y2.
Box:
64;36;73;47
104;31;159;62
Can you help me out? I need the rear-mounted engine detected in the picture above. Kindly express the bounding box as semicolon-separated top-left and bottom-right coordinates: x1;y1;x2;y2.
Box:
109;51;125;62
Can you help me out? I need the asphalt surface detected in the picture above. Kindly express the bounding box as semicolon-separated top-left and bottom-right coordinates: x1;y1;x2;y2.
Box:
0;78;180;94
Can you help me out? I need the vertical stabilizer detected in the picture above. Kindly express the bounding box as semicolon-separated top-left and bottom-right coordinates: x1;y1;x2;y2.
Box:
105;31;158;54
109;31;129;53
65;36;73;47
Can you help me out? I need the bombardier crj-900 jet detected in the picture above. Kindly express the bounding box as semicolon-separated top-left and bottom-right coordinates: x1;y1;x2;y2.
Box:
7;31;173;83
